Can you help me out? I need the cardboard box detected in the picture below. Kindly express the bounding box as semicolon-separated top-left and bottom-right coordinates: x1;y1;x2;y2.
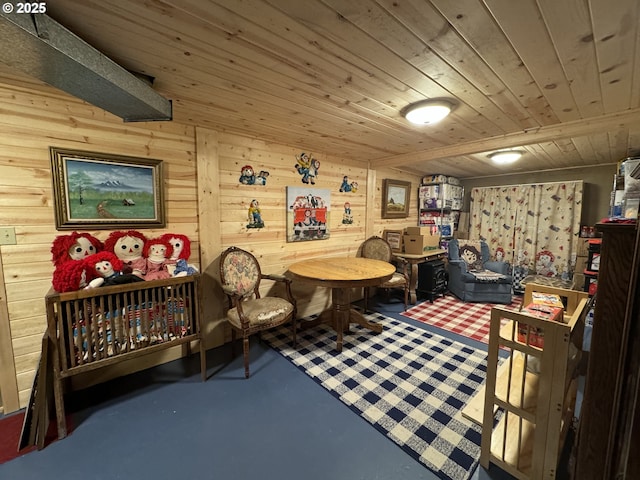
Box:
575;255;588;273
406;226;433;236
517;303;564;348
531;292;564;308
576;238;590;256
403;233;440;254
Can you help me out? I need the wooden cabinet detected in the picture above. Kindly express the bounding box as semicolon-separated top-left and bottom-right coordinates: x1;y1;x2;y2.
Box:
480;287;589;479
574;222;640;479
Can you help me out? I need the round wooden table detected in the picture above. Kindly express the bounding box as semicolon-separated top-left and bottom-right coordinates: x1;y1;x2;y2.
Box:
287;257;395;351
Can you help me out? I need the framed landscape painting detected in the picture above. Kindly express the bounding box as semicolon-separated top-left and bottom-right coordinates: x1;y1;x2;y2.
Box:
384;229;404;253
382;179;411;219
50;147;165;230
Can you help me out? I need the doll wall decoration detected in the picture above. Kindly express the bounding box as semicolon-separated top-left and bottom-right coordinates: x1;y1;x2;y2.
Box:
104;230;148;279
342;202;353;224
239;165;269;185
294;152;319;184
339;176;358;193
247;199;264;229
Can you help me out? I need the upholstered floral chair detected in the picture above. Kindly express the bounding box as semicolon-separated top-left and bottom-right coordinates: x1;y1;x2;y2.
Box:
448;238;512;304
219;246;297;378
360;236;409;311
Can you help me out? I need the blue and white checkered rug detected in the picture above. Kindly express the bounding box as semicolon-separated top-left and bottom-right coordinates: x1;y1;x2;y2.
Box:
262;313;488;480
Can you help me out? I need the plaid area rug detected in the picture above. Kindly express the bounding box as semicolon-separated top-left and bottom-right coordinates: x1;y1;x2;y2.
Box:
401;294;521;345
263;314;488;480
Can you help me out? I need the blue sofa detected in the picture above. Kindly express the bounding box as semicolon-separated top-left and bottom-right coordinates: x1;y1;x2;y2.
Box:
447;239;513;304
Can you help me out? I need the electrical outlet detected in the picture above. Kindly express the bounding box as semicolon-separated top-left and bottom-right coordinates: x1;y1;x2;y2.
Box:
0;227;17;245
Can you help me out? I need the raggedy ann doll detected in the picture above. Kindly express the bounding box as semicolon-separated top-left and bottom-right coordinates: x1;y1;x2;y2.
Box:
84;251;144;288
143;238;173;281
52;259;98;293
159;233;198;277
51;231;104;292
51;231;103;267
104;230;148;279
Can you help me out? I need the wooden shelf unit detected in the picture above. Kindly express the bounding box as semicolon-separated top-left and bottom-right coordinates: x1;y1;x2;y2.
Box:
480;295;589;479
575;222;640;479
45;274;206;440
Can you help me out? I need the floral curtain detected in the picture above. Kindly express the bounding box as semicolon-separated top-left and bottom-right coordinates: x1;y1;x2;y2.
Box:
470;181;583;280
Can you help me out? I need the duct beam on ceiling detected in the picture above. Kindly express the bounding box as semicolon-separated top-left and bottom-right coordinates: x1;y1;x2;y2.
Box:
0;12;172;122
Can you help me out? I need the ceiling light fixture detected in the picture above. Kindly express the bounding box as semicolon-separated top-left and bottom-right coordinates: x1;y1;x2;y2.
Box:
403;99;454;125
489;150;524;165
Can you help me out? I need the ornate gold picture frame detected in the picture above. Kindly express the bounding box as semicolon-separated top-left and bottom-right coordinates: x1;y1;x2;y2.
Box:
50;147;165;230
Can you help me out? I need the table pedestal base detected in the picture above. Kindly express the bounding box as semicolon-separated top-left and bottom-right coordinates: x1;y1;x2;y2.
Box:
300;287;383;352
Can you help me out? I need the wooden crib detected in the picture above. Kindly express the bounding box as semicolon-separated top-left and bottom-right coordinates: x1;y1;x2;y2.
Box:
45;274;206;439
480;284;591;479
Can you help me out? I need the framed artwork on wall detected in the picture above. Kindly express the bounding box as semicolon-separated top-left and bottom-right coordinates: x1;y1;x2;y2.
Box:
382;179;411;219
50;147;165;230
286;186;330;242
383;229;404;252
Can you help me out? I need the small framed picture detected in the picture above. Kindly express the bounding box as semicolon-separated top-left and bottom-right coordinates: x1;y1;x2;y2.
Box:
382;179;411;219
384;229;404;253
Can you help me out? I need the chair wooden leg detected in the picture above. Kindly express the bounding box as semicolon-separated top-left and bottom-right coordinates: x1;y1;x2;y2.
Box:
231;329;237;358
243;336;250;379
291;317;297;347
364;286;370;313
403;287;408;311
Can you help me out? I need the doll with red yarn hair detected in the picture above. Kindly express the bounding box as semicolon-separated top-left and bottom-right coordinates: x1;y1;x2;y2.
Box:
104;230;148;279
52;259;98;293
51;231;103;292
83;251;144;288
160;233;198;276
143;238;173;281
51;231;103;267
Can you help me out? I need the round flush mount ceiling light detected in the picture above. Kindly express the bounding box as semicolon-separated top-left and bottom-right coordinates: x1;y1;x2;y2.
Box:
403;99;454;125
489;149;524;165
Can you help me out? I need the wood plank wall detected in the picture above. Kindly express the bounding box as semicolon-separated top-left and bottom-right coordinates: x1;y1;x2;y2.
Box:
0;73;421;413
213;132;419;325
0;73;201;411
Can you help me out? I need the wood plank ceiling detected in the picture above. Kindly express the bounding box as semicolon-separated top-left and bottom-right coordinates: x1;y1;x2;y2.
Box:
32;0;640;178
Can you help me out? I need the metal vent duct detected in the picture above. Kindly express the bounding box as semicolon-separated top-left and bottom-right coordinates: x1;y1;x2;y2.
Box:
0;12;172;122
